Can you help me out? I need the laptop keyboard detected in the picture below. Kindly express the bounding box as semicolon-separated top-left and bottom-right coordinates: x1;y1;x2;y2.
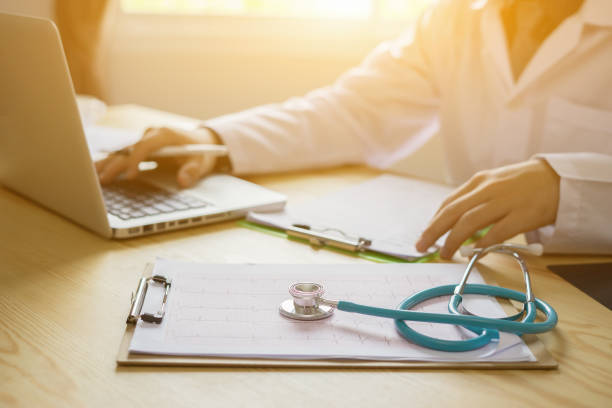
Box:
102;180;210;220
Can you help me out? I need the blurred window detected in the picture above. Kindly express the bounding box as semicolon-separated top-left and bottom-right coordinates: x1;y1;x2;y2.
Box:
120;0;436;21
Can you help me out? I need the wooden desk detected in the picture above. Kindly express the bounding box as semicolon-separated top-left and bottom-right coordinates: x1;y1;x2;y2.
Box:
1;106;611;407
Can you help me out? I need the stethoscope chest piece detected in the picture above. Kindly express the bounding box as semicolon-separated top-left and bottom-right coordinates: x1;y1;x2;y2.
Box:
279;282;335;321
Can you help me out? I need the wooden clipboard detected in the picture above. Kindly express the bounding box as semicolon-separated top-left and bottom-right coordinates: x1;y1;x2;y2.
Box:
117;264;557;369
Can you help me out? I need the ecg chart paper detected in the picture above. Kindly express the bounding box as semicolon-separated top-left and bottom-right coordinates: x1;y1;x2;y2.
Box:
129;260;536;362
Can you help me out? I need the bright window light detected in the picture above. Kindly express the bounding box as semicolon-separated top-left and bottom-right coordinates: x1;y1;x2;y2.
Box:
120;0;435;20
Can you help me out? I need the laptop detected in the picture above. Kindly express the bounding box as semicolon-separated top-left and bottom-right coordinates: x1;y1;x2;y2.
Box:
0;12;286;238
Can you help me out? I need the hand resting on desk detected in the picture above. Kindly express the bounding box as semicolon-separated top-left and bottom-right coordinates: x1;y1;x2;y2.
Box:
416;159;560;259
95;126;222;188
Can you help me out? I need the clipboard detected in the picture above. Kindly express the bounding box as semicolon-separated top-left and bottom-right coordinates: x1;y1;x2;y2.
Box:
240;174;458;262
238;220;490;265
237;220;436;264
117;264;557;369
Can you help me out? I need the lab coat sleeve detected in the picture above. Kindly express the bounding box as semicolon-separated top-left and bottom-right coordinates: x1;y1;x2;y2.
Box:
204;10;443;175
526;153;612;254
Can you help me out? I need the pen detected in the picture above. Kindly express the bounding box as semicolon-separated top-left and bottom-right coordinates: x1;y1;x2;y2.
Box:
100;144;229;160
150;144;228;158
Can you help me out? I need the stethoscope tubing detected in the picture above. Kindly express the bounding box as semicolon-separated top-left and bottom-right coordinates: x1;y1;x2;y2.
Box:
337;283;557;352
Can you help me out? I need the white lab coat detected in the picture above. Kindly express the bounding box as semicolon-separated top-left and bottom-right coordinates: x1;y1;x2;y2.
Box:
207;0;612;254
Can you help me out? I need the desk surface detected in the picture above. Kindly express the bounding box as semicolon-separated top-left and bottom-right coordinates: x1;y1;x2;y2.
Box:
1;105;611;408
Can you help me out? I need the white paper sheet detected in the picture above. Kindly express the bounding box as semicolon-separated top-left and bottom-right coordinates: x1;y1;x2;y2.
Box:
247;175;453;259
128;260;535;362
84;125;141;161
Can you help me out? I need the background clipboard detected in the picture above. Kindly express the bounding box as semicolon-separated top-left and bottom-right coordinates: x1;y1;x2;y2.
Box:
237;220;436;263
237;220;490;264
117;264;557;369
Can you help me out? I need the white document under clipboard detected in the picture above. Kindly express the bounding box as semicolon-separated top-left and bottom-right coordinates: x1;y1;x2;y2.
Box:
246;175;453;261
117;260;557;369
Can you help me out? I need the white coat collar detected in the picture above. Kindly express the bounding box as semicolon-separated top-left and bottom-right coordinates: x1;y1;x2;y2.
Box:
580;0;612;27
473;0;612;23
474;0;612;26
479;0;612;100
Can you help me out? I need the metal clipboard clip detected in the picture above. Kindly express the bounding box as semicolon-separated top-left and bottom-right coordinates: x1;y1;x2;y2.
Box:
286;224;372;252
127;274;172;324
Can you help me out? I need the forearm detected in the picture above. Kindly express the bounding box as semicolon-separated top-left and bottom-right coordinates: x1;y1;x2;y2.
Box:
204;88;370;174
527;153;612;254
205;10;442;175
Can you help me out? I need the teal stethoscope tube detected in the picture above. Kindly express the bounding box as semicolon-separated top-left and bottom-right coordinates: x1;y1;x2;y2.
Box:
281;244;559;352
337;283;558;352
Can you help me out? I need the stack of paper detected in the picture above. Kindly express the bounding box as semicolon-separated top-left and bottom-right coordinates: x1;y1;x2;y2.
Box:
84;125;141;161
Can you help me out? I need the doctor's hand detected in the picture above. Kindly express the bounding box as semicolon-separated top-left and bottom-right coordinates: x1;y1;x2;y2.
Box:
415;159;560;259
95;126;222;188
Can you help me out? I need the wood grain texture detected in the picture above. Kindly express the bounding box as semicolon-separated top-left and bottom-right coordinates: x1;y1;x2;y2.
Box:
1;106;611;408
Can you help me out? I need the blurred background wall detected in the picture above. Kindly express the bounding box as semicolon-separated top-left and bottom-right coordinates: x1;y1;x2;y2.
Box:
0;0;445;181
0;0;53;18
0;0;413;119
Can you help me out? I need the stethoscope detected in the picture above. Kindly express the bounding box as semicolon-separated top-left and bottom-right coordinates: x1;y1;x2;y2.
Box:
279;243;558;352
